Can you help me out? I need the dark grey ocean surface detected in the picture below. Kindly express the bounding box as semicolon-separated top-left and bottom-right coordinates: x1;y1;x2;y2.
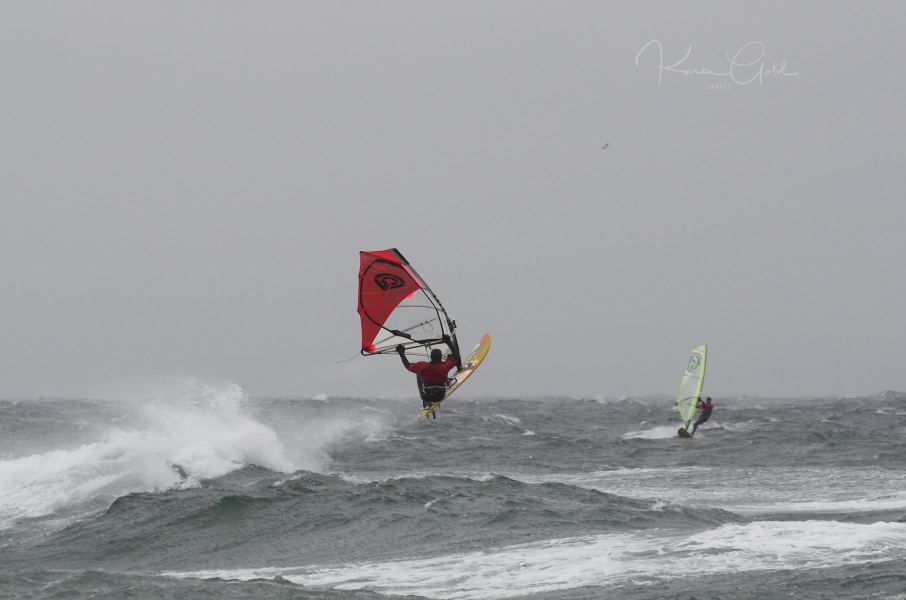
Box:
2;387;906;599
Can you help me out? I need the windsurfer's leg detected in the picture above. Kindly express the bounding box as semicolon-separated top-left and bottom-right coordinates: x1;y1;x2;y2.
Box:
424;387;444;419
691;414;707;433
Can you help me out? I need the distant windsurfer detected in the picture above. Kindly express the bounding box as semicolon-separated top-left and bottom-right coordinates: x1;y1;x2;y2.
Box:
396;335;461;419
690;397;714;435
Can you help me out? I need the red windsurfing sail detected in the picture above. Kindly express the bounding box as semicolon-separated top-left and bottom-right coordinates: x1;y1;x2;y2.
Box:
358;248;457;358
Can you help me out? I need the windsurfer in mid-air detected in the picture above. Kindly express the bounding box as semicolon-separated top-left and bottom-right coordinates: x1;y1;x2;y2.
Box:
690;397;714;435
396;335;461;419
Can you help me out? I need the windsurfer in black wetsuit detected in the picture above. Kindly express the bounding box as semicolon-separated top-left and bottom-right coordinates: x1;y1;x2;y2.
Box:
690;397;714;435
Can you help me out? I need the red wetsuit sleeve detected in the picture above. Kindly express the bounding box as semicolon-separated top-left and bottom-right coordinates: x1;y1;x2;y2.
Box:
441;356;458;370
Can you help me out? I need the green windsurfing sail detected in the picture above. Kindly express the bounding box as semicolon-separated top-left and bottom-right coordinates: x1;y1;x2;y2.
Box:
676;344;707;428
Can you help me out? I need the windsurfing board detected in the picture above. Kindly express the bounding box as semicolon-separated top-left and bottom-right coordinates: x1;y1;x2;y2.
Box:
417;333;491;421
677;426;693;438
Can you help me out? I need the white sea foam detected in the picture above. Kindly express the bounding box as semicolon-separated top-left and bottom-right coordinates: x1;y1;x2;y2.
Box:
168;520;906;599
491;414;518;422
734;493;906;514
332;464;906;520
482;414;522;426
513;466;906;516
714;420;760;432
0;379;379;530
333;470;499;485
875;408;906;416
483;414;535;436
621;425;679;439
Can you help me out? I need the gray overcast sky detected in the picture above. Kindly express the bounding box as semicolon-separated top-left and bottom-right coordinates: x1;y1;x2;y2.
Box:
1;1;905;399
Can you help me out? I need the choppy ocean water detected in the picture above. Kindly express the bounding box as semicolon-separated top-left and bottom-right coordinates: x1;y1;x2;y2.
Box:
2;385;906;599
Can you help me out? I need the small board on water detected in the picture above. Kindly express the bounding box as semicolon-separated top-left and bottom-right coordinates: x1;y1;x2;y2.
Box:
677;426;693;438
416;333;491;421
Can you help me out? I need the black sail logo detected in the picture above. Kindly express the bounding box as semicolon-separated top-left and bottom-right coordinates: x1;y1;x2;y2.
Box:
687;353;701;373
374;273;405;291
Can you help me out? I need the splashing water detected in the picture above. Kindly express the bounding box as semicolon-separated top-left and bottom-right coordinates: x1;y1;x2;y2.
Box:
0;380;295;529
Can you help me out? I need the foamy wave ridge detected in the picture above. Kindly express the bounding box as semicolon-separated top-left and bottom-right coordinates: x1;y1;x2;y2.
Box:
169;521;906;599
0;381;296;529
622;424;679;439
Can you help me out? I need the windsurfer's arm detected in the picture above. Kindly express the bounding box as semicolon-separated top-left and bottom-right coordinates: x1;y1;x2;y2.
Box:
441;335;462;370
396;345;410;369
